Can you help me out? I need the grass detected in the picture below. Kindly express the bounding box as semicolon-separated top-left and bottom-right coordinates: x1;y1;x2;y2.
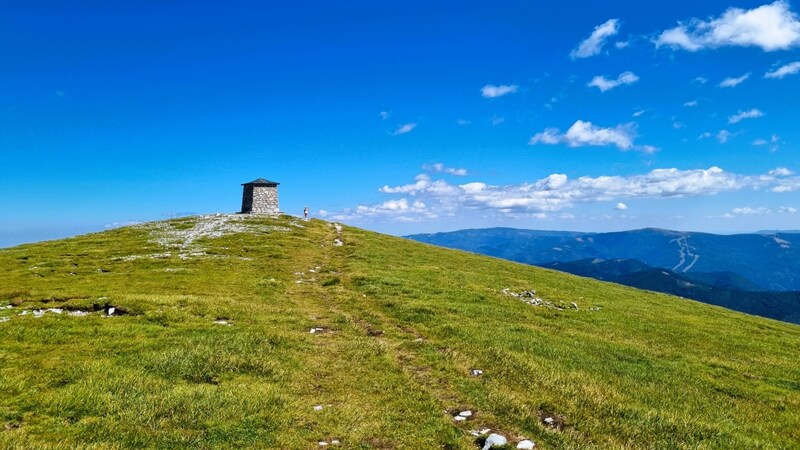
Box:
0;214;798;449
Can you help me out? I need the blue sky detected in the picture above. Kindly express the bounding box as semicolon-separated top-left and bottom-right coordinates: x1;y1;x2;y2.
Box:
2;0;800;247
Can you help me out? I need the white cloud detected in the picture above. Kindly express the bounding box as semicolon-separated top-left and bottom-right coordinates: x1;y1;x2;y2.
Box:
615;202;628;210
571;19;620;59
326;166;800;223
769;167;794;176
530;120;639;151
684;100;699;107
491;116;505;126
699;132;713;140
717;130;733;143
530;128;562;145
779;206;798;214
692;76;709;84
423;163;468;176
720;73;751;88
587;71;640;92
392;123;417;136
655;1;800;52
632;109;648;117
730;206;772;216
765;61;800;78
615;41;630;49
379;111;390;120
456;119;470;125
481;84;519;98
728;108;765;123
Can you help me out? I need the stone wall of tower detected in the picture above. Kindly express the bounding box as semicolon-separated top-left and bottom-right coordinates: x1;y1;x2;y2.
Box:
242;185;279;214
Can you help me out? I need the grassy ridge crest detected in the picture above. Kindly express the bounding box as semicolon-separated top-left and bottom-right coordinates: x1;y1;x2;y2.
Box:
1;215;798;449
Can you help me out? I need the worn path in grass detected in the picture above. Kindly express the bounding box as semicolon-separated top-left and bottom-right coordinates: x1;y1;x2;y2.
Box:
1;215;799;449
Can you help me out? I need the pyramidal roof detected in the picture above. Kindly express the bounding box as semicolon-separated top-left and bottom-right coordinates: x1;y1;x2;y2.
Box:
242;178;279;186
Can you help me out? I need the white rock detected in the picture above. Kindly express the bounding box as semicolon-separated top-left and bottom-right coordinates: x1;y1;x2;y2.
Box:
0;305;12;309
108;307;116;316
68;311;89;317
33;310;45;318
333;239;343;247
0;317;9;323
47;308;63;314
459;410;472;417
482;433;508;450
470;369;484;376
331;440;340;445
318;442;328;446
479;428;492;435
517;440;535;449
313;405;324;411
544;417;554;424
453;416;467;422
213;320;230;325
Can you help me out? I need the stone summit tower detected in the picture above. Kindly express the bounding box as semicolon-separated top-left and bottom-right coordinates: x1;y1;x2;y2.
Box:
240;178;280;214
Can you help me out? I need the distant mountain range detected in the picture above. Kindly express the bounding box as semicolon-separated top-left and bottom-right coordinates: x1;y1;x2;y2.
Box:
406;228;800;324
407;227;800;291
539;258;800;324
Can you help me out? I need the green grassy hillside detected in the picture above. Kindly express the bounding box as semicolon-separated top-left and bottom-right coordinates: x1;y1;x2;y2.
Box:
1;215;799;449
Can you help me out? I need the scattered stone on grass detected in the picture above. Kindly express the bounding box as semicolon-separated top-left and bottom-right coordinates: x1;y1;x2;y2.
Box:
309;327;325;334
454;415;467;422
469;428;492;437
470;369;484;377
459;410;473;417
517;440;535;449
481;433;508;450
539;410;566;430
313;405;324;411
333;239;343;247
0;305;13;310
213;320;231;326
334;224;343;233
68;310;89;317
502;288;577;310
0;317;9;323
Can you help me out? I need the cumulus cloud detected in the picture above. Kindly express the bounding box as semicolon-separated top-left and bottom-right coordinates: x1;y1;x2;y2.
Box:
379;111;390;120
325;165;800;223
769;167;793;176
587;71;640;92
481;84;518;98
423;163;468;176
684;100;699;107
730;206;772;216
655;1;800;52
753;135;780;150
728;108;765;123
392;123;417;135
530;120;648;151
779;206;798;213
692;76;709;84
765;61;800;78
720;73;751;87
571;19;620;59
717;130;733;143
